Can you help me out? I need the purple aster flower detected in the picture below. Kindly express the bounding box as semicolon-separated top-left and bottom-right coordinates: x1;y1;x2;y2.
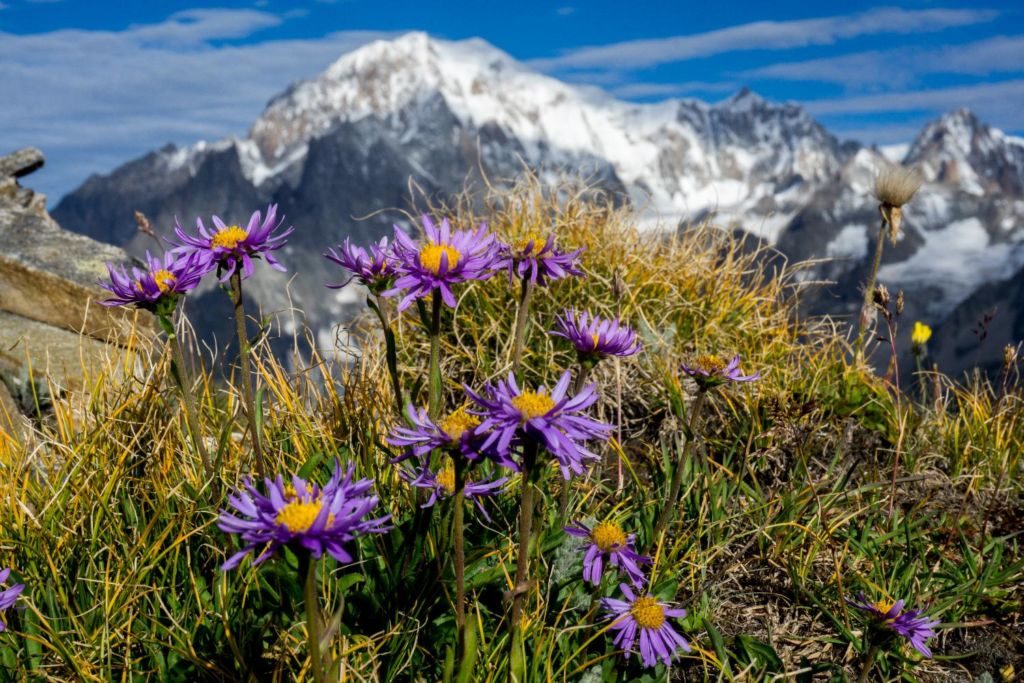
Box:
324;236;396;292
564;520;649;587
99;250;209;310
848;593;940;658
217;461;390;570
551;309;641;359
0;568;24;632
173;204;292;281
601;583;691;668
387;404;518;470
466;371;612;480
399;463;508;520
681;353;760;391
499;232;583;286
383;216;498;311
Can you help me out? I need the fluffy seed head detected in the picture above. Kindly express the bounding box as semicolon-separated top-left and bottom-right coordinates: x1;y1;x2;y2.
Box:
873;163;923;208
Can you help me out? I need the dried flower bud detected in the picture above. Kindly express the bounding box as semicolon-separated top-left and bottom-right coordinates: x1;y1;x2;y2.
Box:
1004;344;1019;369
872;283;890;310
896;290;905;316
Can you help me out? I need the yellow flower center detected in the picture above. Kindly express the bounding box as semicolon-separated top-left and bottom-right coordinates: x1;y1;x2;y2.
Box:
439;407;480;441
275;499;325;533
514;233;547;256
590;333;601;349
435;466;456;495
874;599;895;615
135;269;177;293
511;391;556;420
419;243;461;274
211;225;249;250
591;521;627;552
283;484;298;500
630;596;666;629
695;354;727;373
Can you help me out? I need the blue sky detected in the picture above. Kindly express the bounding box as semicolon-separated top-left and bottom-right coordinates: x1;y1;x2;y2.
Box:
2;0;1022;200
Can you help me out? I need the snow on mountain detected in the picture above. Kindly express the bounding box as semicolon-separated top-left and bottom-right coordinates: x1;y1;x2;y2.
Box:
50;32;1024;374
153;32;849;239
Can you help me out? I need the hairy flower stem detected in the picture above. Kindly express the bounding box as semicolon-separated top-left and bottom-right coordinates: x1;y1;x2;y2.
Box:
856;216;889;358
299;553;325;683
428;290;443;419
856;643;880;683
510;278;534;373
230;271;266;478
370;295;403;413
653;388;708;541
452;455;468;661
164;314;212;479
510;441;540;631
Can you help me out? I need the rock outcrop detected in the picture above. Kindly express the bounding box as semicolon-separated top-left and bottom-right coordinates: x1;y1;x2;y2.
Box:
0;148;148;438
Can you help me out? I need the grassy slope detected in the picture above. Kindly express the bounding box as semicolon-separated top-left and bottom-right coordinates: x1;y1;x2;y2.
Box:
0;181;1020;681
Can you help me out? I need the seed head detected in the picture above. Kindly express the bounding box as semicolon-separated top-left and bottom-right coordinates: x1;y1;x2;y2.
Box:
873;163;923;209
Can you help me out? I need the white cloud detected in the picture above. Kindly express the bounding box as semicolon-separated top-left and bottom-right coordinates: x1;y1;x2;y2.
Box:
0;9;396;200
556;7;575;16
529;7;998;71
804;80;1024;134
610;81;738;98
743;35;1024;88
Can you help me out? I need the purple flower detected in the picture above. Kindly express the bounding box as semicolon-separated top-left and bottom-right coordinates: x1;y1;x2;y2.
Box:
564;520;649;587
499;232;583;286
217;461;390;570
848;593;940;658
601;583;690;668
383;216;498;311
466;371;612;480
173;204;292;281
324;236;396;292
399;463;508;520
387;404;518;470
0;568;24;632
551;309;641;359
681;354;760;391
99;250;208;310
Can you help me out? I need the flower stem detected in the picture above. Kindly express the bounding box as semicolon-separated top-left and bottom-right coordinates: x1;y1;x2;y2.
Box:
370;294;403;413
856;643;880;683
299;553;325;683
510;440;539;630
452;454;467;661
428;289;443;419
653;388;707;541
510;278;534;373
230;271;266;478
855;215;888;358
164;313;212;479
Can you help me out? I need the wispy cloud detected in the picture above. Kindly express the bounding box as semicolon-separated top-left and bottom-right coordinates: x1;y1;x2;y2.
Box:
530;7;998;71
742;35;1024;88
610;81;738;98
556;7;575;16
0;9;395;199
803;79;1024;134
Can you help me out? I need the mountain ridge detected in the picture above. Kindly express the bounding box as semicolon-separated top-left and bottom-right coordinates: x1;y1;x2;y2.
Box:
50;32;1024;374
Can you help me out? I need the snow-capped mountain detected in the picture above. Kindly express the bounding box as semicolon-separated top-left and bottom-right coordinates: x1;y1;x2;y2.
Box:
51;32;1024;374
